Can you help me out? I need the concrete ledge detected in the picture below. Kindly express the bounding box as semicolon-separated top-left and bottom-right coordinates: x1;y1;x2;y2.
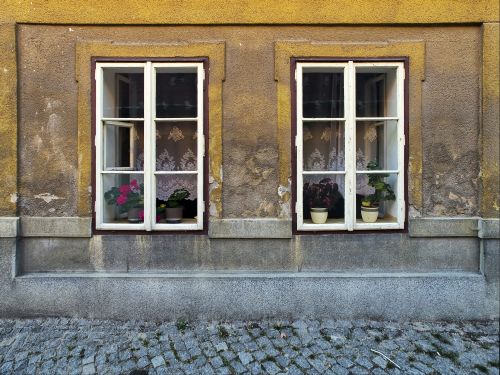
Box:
0;217;19;238
209;219;292;238
20;217;92;237
479;219;500;239
409;217;479;237
2;272;489;321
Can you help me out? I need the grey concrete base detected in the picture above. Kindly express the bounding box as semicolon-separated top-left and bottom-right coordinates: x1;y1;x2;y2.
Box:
20;217;91;237
17;235;480;273
0;217;19;237
0;272;490;321
209;219;292;238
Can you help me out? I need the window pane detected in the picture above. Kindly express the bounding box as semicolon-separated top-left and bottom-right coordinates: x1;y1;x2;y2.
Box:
104;121;144;171
302;174;345;224
355;120;398;171
102;67;144;118
302;121;345;171
156;175;198;224
356;172;398;223
356;67;397;117
302;69;344;118
156;67;197;118
102;174;144;224
155;121;198;171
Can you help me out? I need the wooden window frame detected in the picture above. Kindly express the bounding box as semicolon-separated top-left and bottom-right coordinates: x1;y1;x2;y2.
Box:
293;58;409;233
92;58;208;233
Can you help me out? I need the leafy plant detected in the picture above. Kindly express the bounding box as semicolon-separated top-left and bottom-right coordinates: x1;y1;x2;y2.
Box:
303;178;344;219
166;188;190;208
104;179;144;212
361;161;396;208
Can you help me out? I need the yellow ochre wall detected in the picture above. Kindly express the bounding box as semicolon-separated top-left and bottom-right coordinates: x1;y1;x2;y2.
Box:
0;1;498;219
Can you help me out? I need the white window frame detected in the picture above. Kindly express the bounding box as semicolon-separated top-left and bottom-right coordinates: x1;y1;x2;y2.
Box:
296;61;405;231
95;61;205;231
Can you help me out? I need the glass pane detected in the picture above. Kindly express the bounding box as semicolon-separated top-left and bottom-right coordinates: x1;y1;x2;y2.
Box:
302;121;345;171
156;67;197;118
102;174;144;224
302;174;345;224
356;67;397;117
356;172;398;223
156;175;198;224
155;121;198;171
103;121;144;171
302;69;344;118
102;67;144;118
355;120;398;171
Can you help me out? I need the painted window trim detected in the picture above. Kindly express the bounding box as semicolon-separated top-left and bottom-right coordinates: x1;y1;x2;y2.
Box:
94;60;206;232
295;60;406;232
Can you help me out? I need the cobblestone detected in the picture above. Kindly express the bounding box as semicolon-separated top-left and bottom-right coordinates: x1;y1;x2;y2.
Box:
0;318;497;374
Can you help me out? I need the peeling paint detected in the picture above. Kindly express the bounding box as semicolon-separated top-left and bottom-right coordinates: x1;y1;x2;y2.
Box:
9;193;17;203
34;193;64;203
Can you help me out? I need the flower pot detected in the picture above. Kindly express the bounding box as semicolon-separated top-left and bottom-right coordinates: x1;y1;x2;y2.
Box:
361;206;379;223
310;207;328;224
127;206;142;222
166;206;183;223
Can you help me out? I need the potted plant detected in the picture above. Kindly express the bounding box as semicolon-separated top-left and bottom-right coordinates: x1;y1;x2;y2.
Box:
165;188;190;223
361;161;396;223
303;178;344;224
104;179;144;222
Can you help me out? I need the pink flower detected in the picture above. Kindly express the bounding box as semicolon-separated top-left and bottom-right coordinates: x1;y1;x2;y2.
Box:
130;179;139;188
119;184;131;195
156;215;161;223
139;210;144;221
116;194;128;206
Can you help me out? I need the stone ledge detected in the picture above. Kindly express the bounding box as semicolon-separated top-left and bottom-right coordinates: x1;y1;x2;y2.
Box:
0;217;19;237
209;219;292;238
409;217;479;237
479;219;500;239
20;217;92;238
4;271;490;321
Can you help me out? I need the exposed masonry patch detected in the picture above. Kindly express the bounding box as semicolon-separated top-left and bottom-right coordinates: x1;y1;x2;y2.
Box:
33;193;65;203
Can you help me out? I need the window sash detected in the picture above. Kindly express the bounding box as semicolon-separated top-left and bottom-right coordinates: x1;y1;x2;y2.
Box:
296;61;405;231
95;62;204;231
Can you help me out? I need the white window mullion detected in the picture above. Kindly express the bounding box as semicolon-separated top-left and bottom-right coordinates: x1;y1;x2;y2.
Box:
95;65;104;228
196;64;204;229
346;61;356;231
296;64;304;229
397;64;405;228
143;62;153;231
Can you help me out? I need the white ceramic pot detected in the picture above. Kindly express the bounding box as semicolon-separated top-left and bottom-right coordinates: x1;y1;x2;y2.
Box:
310;208;328;224
361;206;379;223
166;206;183;223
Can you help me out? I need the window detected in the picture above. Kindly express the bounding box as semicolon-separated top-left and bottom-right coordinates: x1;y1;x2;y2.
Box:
295;61;406;231
94;61;206;231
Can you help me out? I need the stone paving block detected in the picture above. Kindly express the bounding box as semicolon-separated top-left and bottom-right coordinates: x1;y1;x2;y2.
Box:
237;351;252;365
294;355;311;369
151;355;166;368
81;363;96;375
209;355;224;369
262;360;281;374
372;354;387;369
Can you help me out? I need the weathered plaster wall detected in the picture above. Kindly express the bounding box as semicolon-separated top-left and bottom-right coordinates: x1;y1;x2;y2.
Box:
2;0;498;24
17;25;483;218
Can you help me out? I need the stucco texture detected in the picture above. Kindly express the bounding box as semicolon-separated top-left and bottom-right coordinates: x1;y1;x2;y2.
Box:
17;25;482;218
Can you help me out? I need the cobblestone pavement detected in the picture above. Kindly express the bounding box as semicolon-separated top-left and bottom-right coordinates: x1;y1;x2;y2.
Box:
0;318;498;375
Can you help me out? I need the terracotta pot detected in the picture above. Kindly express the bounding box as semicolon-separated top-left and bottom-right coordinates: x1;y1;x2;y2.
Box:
166;206;183;223
310;207;328;224
361;206;379;223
